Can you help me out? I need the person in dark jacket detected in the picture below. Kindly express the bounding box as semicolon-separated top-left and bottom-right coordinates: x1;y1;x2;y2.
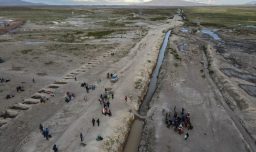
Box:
96;119;100;126
39;124;44;133
184;132;189;140
80;133;84;142
92;118;95;126
52;144;58;152
45;128;49;140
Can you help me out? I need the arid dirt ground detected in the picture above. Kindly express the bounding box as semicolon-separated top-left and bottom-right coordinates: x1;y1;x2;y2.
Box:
0;6;256;152
138;7;256;152
0;7;177;152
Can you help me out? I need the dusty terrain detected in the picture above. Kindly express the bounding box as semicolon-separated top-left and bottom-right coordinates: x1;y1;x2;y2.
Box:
138;7;256;152
0;6;255;152
0;7;177;152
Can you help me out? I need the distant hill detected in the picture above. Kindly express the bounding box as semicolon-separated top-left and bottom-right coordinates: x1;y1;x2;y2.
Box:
0;0;42;6
141;0;204;6
246;1;256;5
0;0;205;6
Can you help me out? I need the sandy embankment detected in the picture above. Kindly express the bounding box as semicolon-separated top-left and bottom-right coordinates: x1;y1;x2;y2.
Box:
204;45;256;141
102;31;167;152
96;17;183;152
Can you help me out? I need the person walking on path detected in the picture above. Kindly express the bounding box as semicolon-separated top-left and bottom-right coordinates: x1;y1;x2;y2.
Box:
112;93;114;99
125;96;127;102
92;118;95;126
106;101;110;108
86;86;89;93
32;77;35;83
45;128;49;140
80;133;84;142
52;144;58;152
97;119;100;126
184;132;189;140
39;123;43;134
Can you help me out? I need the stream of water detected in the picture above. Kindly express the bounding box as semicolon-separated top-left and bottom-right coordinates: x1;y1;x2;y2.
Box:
123;30;171;152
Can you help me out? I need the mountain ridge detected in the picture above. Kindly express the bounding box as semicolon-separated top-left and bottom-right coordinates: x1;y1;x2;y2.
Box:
0;0;43;6
141;0;204;6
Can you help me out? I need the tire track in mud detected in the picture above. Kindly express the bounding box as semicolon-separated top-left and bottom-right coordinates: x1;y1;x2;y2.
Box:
202;49;256;152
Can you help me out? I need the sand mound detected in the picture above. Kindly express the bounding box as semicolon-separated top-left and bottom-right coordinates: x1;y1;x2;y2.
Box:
5;109;18;118
11;103;30;110
0;118;8;127
23;98;40;104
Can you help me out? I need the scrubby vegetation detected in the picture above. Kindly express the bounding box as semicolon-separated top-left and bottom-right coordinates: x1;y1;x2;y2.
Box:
87;30;115;38
184;7;256;28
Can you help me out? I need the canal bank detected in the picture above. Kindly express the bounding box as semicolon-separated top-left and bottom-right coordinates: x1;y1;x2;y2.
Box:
123;31;171;152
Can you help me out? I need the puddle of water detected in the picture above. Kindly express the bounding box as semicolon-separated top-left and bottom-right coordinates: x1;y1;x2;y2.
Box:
180;27;189;33
201;28;221;41
245;25;256;28
178;43;188;52
239;84;256;97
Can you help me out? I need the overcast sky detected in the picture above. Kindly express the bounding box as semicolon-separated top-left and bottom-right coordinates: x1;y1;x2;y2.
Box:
24;0;254;5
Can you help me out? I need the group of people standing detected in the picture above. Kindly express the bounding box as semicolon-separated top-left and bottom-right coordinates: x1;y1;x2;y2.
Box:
165;107;193;140
81;82;96;93
65;91;75;103
92;118;100;127
99;91;113;116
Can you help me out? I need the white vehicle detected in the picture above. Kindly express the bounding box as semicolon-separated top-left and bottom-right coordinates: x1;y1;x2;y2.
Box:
111;74;118;82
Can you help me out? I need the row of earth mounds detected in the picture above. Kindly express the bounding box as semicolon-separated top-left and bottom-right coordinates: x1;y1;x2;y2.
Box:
0;78;76;127
0;81;66;128
221;68;256;97
0;46;115;128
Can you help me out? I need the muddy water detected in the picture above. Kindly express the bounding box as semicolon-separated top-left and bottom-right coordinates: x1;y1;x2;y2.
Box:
201;28;221;41
123;31;171;152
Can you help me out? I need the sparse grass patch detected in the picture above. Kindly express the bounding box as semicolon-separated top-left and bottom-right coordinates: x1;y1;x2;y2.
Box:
60;32;75;42
44;61;55;65
87;30;115;38
21;49;33;54
103;21;126;27
37;72;47;76
135;78;143;89
184;7;256;28
150;16;167;21
11;66;23;71
170;48;181;60
174;62;179;67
